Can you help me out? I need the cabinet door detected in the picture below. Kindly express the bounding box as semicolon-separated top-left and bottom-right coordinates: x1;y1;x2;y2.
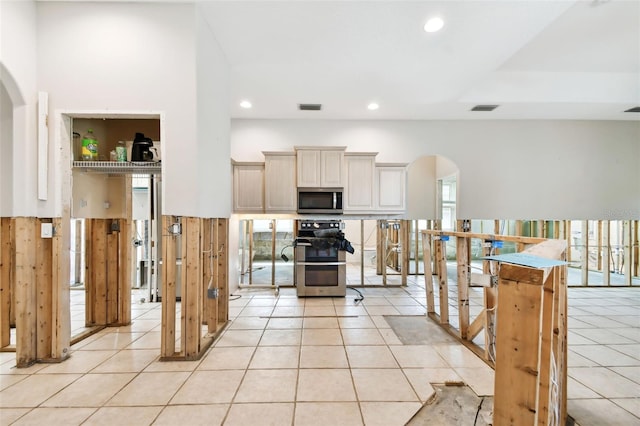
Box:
297;150;321;187
376;166;406;212
344;155;375;212
320;150;344;187
265;154;297;211
233;164;264;212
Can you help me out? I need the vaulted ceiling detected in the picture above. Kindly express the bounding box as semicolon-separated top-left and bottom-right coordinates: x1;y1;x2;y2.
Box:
201;0;639;120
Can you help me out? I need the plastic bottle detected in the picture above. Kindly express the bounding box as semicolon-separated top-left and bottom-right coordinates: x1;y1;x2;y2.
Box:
81;129;99;160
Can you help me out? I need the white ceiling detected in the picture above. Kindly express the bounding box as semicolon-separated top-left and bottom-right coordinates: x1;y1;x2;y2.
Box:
200;0;640;120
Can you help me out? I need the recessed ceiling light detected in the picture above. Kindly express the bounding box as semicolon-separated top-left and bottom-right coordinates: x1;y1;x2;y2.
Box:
367;103;379;111
424;17;444;33
240;100;252;109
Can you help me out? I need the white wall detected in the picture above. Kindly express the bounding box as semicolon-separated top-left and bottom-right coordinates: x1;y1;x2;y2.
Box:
231;119;640;220
37;2;200;216
0;82;13;216
407;156;437;219
196;6;231;218
0;0;38;216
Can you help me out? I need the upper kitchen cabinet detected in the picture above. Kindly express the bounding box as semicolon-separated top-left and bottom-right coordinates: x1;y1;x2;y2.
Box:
232;161;264;213
264;152;297;212
296;146;345;188
344;153;377;213
375;164;408;213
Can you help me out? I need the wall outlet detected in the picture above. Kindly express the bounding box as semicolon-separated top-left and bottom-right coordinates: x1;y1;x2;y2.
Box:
41;223;53;238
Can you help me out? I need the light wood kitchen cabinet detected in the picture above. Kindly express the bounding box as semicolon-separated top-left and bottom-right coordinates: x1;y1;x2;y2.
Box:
264;152;297;212
232;162;264;212
344;153;376;212
375;164;407;212
296;147;345;188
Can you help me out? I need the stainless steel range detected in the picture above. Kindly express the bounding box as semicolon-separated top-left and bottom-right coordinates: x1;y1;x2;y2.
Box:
295;220;347;297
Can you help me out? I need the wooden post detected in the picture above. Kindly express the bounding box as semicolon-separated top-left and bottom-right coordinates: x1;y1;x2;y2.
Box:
401;220;409;286
456;221;470;339
84;219;94;325
106;228;118;324
602;220;610;286
581;221;588;286
118;218;132;325
203;219;217;333
422;234;435;314
217;219;229;328
271;219;276;286
376;221;384;276
161;215;177;358
436;237;449;324
623;220;632;286
91;219;108;325
51;216;71;361
35;219;53;360
181;217;201;357
633;220;639;278
0;218;12;348
14;218;38;367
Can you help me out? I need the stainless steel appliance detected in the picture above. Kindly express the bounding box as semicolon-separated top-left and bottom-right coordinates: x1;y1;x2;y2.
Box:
295;220;347;297
297;187;343;214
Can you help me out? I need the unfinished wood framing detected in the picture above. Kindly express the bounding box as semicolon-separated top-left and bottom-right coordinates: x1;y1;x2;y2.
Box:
421;229;556;363
421;234;435;314
83;218;131;328
0;218;12;349
455;221;470;339
421;228;568;425
161;216;229;361
493;241;568;426
0;217;71;366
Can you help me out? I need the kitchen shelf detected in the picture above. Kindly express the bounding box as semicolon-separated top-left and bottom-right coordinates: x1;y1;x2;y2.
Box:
73;161;162;175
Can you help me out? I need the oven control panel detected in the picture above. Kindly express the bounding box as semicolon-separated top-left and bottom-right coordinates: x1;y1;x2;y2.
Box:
298;220;344;230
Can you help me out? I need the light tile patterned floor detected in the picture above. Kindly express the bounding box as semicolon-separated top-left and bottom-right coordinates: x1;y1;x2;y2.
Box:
0;280;638;425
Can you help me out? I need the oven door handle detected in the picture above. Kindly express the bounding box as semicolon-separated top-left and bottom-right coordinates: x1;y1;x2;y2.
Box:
297;261;346;266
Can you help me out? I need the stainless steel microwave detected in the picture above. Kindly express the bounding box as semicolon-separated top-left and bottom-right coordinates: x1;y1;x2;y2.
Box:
297;187;343;214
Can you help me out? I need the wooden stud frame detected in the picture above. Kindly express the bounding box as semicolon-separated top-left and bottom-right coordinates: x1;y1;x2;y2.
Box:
160;216;228;361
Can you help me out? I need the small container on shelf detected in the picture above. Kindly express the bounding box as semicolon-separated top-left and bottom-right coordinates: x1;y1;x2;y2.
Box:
81;129;99;160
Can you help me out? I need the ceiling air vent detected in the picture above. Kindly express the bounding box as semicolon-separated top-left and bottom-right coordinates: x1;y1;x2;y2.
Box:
624;106;640;113
471;105;499;112
299;104;322;111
